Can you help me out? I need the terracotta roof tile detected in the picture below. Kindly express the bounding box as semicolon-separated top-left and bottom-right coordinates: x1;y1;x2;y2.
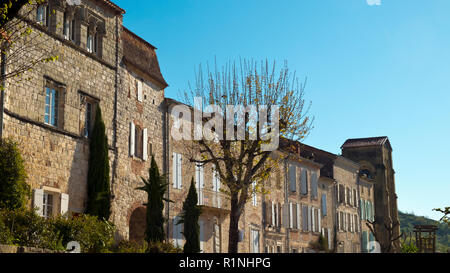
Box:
122;27;168;88
341;136;390;149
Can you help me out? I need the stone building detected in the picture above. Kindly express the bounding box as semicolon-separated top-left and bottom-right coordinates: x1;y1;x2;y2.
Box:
0;0;400;253
341;137;400;252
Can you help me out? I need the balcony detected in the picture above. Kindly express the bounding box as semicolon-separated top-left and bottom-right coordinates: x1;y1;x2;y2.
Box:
197;188;230;213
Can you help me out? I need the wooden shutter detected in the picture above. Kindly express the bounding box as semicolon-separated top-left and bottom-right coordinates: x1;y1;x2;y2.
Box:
337;212;341;231
282;204;288;228
289;165;297;192
322;194;327;216
33;189;44;217
289;202;293;229
271;201;275;227
308;206;312;232
296;203;301;230
278;203;282;228
301;169;308;195
60;193;69;217
199;220;204;253
311;172;318;198
137;80;143;102
177;154;182;189
142;128;148;161
172;153;177;188
130;122;135;156
317;209;322;232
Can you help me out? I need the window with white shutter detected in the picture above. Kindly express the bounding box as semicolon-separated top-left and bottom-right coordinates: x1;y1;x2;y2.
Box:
173;153;182;189
296;203;301;230
173;217;183;248
317;208;321;232
252;181;257;206
195;164;204;205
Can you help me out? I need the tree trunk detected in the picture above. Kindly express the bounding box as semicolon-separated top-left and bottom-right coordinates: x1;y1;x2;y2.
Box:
228;194;241;253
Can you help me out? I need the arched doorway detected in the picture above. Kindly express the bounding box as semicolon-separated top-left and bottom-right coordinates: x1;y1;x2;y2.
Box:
129;206;146;243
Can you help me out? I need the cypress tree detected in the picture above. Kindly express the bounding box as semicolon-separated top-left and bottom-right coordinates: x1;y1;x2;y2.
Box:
178;178;202;253
86;105;111;220
136;156;171;245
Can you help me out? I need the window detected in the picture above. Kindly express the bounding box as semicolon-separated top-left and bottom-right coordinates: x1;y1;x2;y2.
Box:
172;153;182;189
45;87;59;127
33;189;69;219
84;101;93;138
195;164;205;205
43;192;53;219
36;5;49;26
338;184;345;204
63;12;73;40
172;216;183;248
251;229;260;253
251;181;257;206
87;27;98;54
353;189;358;207
129;122;148;160
302;205;308;231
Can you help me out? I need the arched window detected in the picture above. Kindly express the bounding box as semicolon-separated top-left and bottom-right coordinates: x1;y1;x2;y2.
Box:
360;169;373;179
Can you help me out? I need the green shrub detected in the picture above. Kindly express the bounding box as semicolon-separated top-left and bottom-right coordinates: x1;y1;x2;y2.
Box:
0;138;30;211
401;243;419;253
0;209;114;253
146;241;182;253
111;240;148;253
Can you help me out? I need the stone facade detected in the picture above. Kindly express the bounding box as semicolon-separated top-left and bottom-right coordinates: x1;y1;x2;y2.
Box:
0;0;400;253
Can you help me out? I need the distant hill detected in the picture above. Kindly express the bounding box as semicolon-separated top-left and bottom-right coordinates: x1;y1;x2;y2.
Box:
398;211;449;252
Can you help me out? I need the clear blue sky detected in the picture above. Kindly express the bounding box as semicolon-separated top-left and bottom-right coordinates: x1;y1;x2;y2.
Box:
114;0;449;220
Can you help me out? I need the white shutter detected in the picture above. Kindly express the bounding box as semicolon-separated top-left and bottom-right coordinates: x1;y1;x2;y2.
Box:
308;206;312;232
318;208;321;232
328;229;332;249
137;80;143;102
172;153;177;189
142;128;148;161
199;220;204;253
289;165;297;192
271;201;276;227
33;189;44;217
177;154;182;189
130;122;135;156
60;193;69;217
275;203;279;227
289;202;293;229
337;212;341;231
296;203;301;230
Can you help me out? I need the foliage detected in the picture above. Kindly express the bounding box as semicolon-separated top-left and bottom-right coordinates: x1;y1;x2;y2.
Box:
0;0;58;87
177;178;202;253
86;105;111;220
136;156;172;244
0;209;115;253
0;138;30;211
433;207;449;226
110;240;182;254
401;243;418;253
181;59;313;252
399;211;449;253
309;234;329;253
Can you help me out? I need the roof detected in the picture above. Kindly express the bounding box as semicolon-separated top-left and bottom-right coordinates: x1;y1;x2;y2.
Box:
122;27;168;88
96;0;125;14
341;136;391;150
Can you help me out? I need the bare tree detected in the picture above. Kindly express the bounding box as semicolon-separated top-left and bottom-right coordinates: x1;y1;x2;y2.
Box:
180;59;313;253
1;0;58;88
366;219;403;253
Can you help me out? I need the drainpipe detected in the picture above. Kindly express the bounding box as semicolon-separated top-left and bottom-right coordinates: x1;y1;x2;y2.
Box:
164;99;170;240
0;50;6;139
284;158;289;253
